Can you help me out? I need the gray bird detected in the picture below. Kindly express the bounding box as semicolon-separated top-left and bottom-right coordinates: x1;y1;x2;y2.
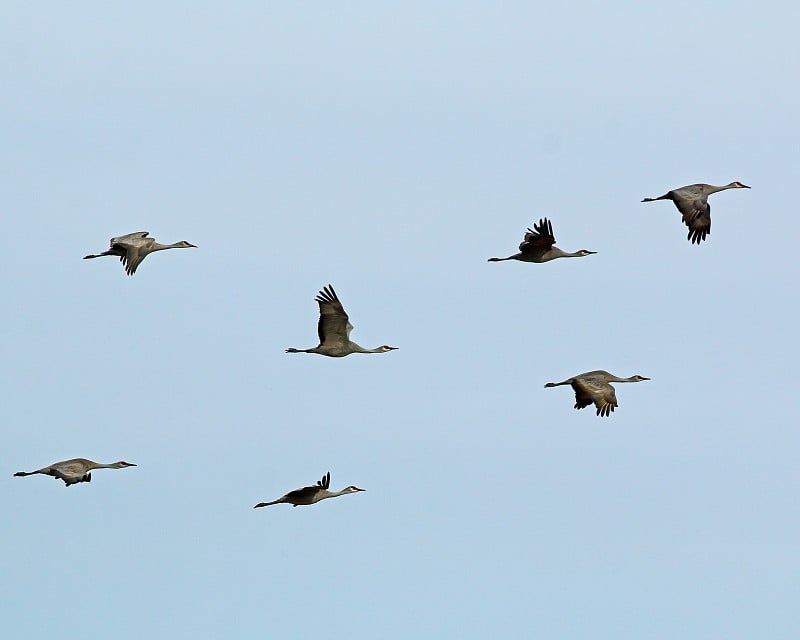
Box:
254;472;365;508
544;370;650;417
84;231;197;275
488;218;596;263
14;458;136;487
641;181;750;244
286;285;397;357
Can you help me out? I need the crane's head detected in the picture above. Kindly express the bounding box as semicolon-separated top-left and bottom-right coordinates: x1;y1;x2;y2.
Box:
578;249;597;256
630;375;650;382
114;461;137;468
379;345;398;352
343;486;366;494
729;181;750;189
178;241;198;248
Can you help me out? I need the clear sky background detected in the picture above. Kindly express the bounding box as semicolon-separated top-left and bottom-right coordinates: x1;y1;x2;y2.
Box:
2;2;799;638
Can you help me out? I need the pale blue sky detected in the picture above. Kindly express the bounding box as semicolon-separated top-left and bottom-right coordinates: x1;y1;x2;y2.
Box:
3;2;799;638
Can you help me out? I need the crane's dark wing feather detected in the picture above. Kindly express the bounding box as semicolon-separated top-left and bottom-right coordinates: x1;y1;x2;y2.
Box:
671;194;711;244
519;218;556;254
284;485;320;502
117;247;146;275
572;379;617;417
315;285;353;347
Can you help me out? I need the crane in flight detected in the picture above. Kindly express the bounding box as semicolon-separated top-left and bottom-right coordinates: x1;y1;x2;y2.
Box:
286;285;397;357
84;231;197;275
544;370;650;417
14;458;136;487
641;181;750;244
254;472;365;508
488;217;596;263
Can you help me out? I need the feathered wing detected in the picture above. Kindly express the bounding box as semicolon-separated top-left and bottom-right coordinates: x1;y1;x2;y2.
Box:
119;246;146;275
572;379;618;417
673;197;711;244
109;233;151;274
110;231;149;245
283;485;321;503
315;285;353;347
49;459;92;485
519;218;556;255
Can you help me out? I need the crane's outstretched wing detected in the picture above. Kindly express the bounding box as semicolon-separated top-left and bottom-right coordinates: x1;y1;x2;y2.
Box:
119;246;146;275
572;379;617;417
49;460;92;485
519;218;556;255
108;232;150;274
316;472;330;490
110;231;149;246
677;199;711;244
315;285;353;347
668;191;711;244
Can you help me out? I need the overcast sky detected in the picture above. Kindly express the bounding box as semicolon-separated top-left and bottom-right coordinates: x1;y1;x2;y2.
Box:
3;3;799;639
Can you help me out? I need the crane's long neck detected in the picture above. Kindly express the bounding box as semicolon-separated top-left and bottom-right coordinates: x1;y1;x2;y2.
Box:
706;184;740;196
352;343;383;354
150;242;184;252
90;462;118;470
319;489;350;500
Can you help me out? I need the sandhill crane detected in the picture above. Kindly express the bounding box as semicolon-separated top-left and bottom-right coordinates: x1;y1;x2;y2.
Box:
13;458;136;487
84;232;197;275
544;370;650;417
488;218;596;263
641;181;750;244
254;472;365;508
286;284;397;357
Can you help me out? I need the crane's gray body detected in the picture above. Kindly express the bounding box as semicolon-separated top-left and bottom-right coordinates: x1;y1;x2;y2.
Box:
83;231;197;275
488;218;596;263
285;285;397;357
544;370;650;417
641;181;750;244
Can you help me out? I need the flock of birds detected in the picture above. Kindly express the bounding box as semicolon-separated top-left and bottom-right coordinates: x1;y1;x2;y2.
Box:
13;181;749;507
